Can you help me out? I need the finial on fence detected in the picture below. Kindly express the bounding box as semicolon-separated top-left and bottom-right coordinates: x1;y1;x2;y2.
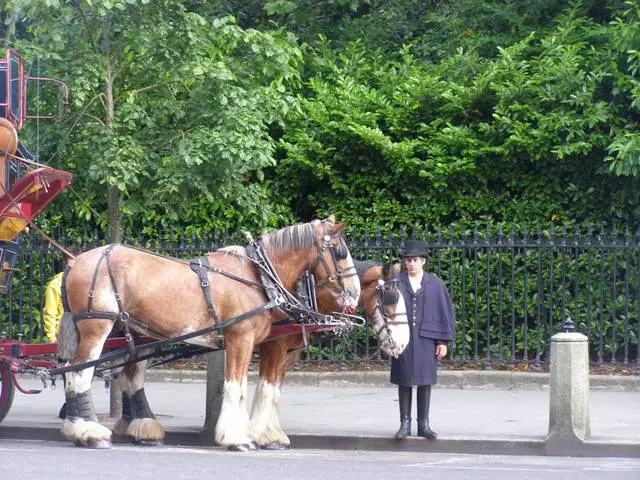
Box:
563;316;576;333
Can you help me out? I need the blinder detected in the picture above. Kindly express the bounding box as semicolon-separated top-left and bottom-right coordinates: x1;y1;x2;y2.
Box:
335;235;349;260
381;281;400;306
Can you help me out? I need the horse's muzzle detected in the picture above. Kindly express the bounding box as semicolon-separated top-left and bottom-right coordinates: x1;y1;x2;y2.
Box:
343;302;357;315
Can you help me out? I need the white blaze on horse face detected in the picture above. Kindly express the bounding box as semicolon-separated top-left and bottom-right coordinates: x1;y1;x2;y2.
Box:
343;250;361;303
388;293;409;357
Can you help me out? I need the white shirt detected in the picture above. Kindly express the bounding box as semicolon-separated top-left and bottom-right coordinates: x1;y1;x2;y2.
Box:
409;273;423;293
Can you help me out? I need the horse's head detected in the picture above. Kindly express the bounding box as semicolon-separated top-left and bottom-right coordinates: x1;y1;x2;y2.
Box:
309;217;360;314
359;263;409;358
259;216;360;314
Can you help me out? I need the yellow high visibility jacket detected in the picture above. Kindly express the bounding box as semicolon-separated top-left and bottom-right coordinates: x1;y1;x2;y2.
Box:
43;271;64;342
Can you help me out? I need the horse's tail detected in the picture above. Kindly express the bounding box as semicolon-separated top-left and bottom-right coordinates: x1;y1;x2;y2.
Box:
57;267;78;360
57;312;78;360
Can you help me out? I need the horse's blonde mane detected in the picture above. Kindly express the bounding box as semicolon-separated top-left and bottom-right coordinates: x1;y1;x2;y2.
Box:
260;219;320;255
215;246;250;265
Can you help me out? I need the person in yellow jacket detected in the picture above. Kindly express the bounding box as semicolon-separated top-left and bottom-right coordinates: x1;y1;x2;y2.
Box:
42;246;81;419
43;246;80;343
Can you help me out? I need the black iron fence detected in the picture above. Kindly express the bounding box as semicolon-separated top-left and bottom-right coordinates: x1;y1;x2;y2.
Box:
1;226;639;373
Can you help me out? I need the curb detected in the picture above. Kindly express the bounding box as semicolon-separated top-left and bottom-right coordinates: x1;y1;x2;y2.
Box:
2;425;639;458
142;369;640;391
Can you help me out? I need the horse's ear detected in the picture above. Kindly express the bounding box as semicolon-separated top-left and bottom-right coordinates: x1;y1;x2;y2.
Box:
390;263;401;277
382;263;400;279
330;222;347;234
326;214;336;224
382;263;392;278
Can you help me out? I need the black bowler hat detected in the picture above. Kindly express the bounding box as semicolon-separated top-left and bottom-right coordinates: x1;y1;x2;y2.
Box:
402;240;428;258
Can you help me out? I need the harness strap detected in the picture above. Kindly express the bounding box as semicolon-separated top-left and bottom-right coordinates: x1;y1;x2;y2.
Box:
105;246;137;358
50;297;284;376
74;246;140;358
87;246;108;313
190;256;224;349
61;266;71;312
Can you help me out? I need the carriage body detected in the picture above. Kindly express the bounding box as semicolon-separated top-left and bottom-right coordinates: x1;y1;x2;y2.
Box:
0;49;72;291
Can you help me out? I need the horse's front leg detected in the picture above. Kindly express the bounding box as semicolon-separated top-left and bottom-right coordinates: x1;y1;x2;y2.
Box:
61;320;113;449
214;336;256;451
112;351;165;446
251;335;304;450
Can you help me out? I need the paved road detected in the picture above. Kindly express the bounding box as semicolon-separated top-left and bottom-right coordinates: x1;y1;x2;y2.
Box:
1;439;640;480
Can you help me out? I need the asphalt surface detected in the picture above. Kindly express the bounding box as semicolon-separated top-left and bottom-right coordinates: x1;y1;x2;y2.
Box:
1;369;639;457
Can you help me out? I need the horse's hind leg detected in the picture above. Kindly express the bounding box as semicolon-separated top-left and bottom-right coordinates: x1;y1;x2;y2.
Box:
61;320;113;449
113;352;165;446
251;335;304;450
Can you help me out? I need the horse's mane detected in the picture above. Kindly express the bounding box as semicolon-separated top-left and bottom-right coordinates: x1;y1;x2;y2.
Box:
215;245;249;265
354;260;379;279
260;220;320;256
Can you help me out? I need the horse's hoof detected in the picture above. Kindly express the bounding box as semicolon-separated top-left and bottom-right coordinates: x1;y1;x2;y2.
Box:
260;442;290;450
132;439;164;447
227;442;258;452
86;439;112;449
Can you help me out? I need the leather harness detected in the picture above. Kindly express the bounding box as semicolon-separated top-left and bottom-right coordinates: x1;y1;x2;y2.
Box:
66;228;358;359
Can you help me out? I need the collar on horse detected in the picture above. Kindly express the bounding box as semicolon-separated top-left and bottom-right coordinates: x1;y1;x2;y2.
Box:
244;229;360;346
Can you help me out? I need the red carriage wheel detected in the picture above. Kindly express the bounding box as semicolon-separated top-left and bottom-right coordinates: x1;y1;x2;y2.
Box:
0;358;15;423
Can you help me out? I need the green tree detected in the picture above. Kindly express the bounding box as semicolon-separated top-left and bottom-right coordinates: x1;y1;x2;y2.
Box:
13;1;302;239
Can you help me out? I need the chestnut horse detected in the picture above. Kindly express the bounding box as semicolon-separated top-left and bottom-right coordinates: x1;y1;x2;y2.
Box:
245;261;409;449
58;218;360;450
108;260;408;451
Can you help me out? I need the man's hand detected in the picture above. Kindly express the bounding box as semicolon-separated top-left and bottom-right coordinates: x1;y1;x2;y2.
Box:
435;344;448;360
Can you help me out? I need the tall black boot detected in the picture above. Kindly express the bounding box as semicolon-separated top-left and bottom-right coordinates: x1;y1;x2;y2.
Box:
394;385;412;439
417;385;437;439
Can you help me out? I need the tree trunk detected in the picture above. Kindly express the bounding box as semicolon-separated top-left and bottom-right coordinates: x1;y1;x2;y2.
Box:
103;18;123;417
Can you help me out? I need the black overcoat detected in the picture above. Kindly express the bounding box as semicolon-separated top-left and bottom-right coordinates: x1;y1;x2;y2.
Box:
390;272;455;386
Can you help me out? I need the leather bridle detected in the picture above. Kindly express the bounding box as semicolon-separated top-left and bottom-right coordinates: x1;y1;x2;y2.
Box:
309;221;358;300
372;278;408;338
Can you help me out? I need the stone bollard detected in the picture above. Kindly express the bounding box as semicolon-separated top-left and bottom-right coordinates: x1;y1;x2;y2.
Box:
201;349;225;445
545;325;590;456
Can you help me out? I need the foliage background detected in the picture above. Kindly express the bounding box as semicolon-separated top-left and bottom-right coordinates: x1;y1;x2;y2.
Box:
0;0;639;239
1;2;640;364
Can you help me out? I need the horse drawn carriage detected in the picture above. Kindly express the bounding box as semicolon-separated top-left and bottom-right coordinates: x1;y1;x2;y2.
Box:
0;48;410;451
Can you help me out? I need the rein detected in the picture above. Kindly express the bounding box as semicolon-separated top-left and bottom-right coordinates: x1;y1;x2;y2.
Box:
245;236;363;346
50;297;285;376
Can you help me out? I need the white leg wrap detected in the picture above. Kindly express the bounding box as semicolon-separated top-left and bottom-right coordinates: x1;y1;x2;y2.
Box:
62;339;112;445
214;378;254;446
250;378;290;446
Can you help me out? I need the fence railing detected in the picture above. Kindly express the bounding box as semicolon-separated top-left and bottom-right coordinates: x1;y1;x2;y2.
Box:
1;226;639;373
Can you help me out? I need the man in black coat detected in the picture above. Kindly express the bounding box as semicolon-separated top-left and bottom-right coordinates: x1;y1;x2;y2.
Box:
390;240;455;439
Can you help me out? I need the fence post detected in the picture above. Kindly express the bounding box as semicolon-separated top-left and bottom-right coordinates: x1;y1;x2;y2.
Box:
545;318;590;456
201;349;225;445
